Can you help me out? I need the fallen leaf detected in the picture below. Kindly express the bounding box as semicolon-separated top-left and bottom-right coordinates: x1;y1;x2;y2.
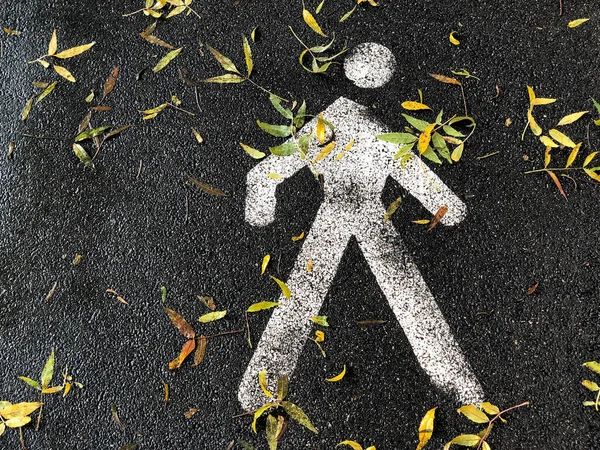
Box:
430;73;461;86
418;124;436;154
568;18;589;28
21;96;34;121
337;441;362;450
280;401;318;433
192;335;207;367
402;101;431;111
241;142;266;159
449;31;460;45
53;65;76;82
384;197;402;222
311;315;329;326
153;48;183;73
198;310;227;323
54;41;95;59
547;170;567;200
271;276;291;299
527;281;539;295
192;128;204;144
315;141;336;162
164;308;195;339
247;301;279;312
326;365;346;382
162;379;169;403
292;232;305;241
198;295;216;310
188;175;227;196
207;46;240;74
557;111;588;126
259;370;272;397
457;405;489;423
303;8;327;37
102;66;120;100
416;407;437;450
41;349;55;389
243;35;253;76
184;407;198;419
428;205;448;231
169;339;196;370
261;255;270;275
36;81;57;104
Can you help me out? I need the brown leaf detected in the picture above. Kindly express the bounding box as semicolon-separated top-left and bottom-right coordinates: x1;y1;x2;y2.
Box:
169;339;196;370
102;66;120;101
198;295;216;310
184;407;198;419
90;105;112;111
429;73;461;85
547;170;567;200
428;205;448;231
527;281;539;295
164;308;196;339
192;335;207;367
188;175;227;197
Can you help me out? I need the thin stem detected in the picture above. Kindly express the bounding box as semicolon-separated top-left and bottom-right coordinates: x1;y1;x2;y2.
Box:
205;329;245;340
476;402;530;450
167;102;196;116
187;6;201;19
21;133;66;141
122;8;146;17
245;312;252;348
460;84;468;116
245;77;289;102
524;167;584;174
559;0;563;16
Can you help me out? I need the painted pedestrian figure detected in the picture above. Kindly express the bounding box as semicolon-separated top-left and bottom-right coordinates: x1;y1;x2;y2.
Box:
238;43;484;410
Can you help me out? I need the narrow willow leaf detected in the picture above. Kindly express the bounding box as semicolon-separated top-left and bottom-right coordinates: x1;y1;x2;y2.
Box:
251;27;258;42
281;401;318;433
18;376;41;390
457;405;488;424
252;404;276;433
326;365;346;382
259;370;272;397
271;276;291;298
198;310;227;323
418;124;436;154
103;66;120;100
311;315;329;326
539;135;558;148
584;168;600;182
444;434;481;449
0;422;4;436
42;385;64;394
270;95;293;119
315;142;336;162
192;335;207;367
291;231;304;241
73;143;94;169
208;46;240;74
402;114;430;131
584;362;600;375
164;308;195;339
384;197;402;222
568;18;589;28
565;143;581;168
240;143;266;159
166;5;186;17
0;402;42;420
153;47;182;72
48;29;57;56
257;121;292;138
168;339;196;370
75;126;111;142
54;41;95;59
85;90;94;103
8;141;15;157
548;129;576;148
316;0;325;13
192;128;204;144
480;402;500;416
268;173;282;179
261;254;270;275
243;36;253;77
21;96;34;121
294;100;307;128
188;176;227;196
531;97;556;106
557;111;588;126
337;441;362;450
528;110;542;136
547;170;567;200
247;301;279;312
402;101;431;111
239;440;255;450
303;9;327;37
449;31;460;45
416;407;437;450
36;81;57;104
428;205;448;230
339;5;357;22
141;104;168;115
377;133;417;144
277;375;289;401
198;295;216;310
104;124;133;140
266;415;278;450
140;27;174;49
429;73;461;86
394;143;414;160
583;152;598;167
582;380;600;392
53;65;75;82
270;142;297;156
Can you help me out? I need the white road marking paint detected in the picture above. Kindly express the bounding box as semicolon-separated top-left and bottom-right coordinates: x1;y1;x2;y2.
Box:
239;96;484;411
343;42;397;89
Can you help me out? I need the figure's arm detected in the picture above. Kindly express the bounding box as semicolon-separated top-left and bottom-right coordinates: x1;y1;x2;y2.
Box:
390;156;467;225
246;153;308;226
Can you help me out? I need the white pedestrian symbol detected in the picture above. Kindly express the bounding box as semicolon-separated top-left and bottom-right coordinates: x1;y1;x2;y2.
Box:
238;42;484;410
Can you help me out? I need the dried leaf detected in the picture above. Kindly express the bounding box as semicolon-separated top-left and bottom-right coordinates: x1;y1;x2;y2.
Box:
243;36;253;77
326;365;346;382
557;111;588;126
418;124;436;154
240;143;266;159
42;385;64;394
102;66;120;100
188;176;227;196
85;90;94;103
164;308;195;339
449;31;460;45
428;205;448;231
271;276;291;298
565;142;581;168
252;404;276;432
280;401;318;433
53;65;75;82
54;41;95;59
247;301;279;312
430;73;461;86
266;415;278;450
153;48;182;73
198;295;216;310
73;143;94;169
168;339;196;370
162;380;169;403
75;126;111;142
198;310;227;323
261;254;270;275
48;29;57;56
292;231;305;242
457;405;489;424
41;349;55;389
547;170;567;200
568;18;589;28
192;335;207;367
184;408;198;419
315;142;336;162
207;46;240;74
259;370;272;397
311;315;329;327
416;407;437;450
384;197;402;222
192;128;204;144
527;281;539;295
36;81;57;104
303;8;327;37
21;96;34;121
402;101;431;111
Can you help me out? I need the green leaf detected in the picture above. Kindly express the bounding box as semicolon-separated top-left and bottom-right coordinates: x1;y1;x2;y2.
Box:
160;286;167;303
277;375;289;401
298;133;312;157
240;143;266;159
457;405;489;424
266;415;279;450
18;376;41;390
257;121;292;137
294;101;307;129
339;5;357;22
422;146;442;164
402;114;430;131
41;349;55;389
247;301;280;312
238;441;255;450
198;310;227;323
435;109;444;124
252;403;276;432
207;46;240;74
432;133;452;163
152;47;183;73
384;197;402;222
75;126;111;142
270;142;297;156
270;95;293;120
281;401;318;433
21;96;34;121
36;81;57;104
310;36;336;53
311;316;329;327
443;125;465;137
393;143;414;160
202;74;245;83
377;133;417;144
271;276;291;298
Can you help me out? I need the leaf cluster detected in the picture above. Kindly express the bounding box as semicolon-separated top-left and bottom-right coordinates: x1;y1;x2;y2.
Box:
125;0;199;20
582;361;600;410
290;27;347;74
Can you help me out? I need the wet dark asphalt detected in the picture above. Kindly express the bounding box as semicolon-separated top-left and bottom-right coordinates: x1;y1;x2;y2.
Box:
1;1;600;449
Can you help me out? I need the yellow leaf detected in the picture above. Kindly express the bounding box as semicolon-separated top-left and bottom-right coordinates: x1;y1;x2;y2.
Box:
303;8;327;37
531;97;556;106
549;129;576;148
418;123;435;155
416;407;437;450
326;364;346;382
527;86;536;103
53;65;75;82
0;402;42;420
544;146;551;168
311;315;329;326
168;338;196;370
42;385;64;394
292;231;305;241
456;405;489;423
337;441;362;450
315;330;325;343
444;434;481;449
0;422;4;436
480;402;500;416
259;370;273;397
153;47;183;73
5;416;32;428
568;18;589;28
268;172;282;179
243;35;253;77
317;114;326;143
166;5;186;17
252;403;276;432
21;96;34;121
271;276;291;298
402;101;431;111
565;142;581;168
557;111;588;126
48;29;57;56
54;41;95;59
539;135;558;148
528;109;542;136
207;46;240;74
315;141;336;162
247;301;279;312
582;380;600;392
583;152;598;167
63;382;72;397
430;73;461;86
261;254;270;275
584;168;600;182
198;310;227;323
306;259;313;272
191;128;203;144
412;219;430;225
345;139;355;151
240;142;265;159
449;31;460;45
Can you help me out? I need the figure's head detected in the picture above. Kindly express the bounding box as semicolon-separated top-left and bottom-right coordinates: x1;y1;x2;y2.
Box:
344;42;397;89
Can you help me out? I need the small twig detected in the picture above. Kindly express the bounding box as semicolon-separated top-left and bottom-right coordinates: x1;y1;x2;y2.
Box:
194;86;201;114
476;401;530;450
204;329;245;340
586;123;591;150
21;133;66;141
559;0;563;16
19;427;28;450
184;192;189;224
136;159;143;178
460;84;468;116
245;311;252;348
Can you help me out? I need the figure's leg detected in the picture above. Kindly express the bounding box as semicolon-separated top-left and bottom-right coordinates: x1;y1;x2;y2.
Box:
356;213;484;404
238;205;351;411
